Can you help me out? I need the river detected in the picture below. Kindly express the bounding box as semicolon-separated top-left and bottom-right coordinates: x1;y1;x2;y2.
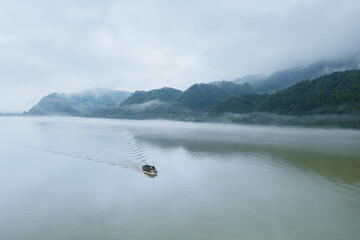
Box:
0;117;359;240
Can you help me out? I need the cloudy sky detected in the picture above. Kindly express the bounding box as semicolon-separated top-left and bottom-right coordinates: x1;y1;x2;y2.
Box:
1;0;360;112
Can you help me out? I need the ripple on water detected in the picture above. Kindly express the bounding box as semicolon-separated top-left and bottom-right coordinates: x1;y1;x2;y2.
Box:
10;128;149;172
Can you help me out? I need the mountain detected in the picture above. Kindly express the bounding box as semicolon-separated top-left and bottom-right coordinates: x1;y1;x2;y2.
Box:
234;57;360;93
93;87;183;119
27;93;81;116
176;81;254;111
27;89;131;116
24;70;360;127
212;94;268;114
257;70;360;114
121;87;182;105
213;70;360;115
94;82;254;119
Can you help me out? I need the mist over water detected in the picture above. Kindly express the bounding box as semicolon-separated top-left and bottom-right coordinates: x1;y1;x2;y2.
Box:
0;117;359;240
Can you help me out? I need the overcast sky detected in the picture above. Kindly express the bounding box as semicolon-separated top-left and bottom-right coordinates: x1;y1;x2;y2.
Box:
1;0;360;112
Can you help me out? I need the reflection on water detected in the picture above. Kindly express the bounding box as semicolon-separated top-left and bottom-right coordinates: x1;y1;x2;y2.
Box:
138;136;360;185
127;121;360;185
0;117;360;240
6;120;150;172
143;172;158;178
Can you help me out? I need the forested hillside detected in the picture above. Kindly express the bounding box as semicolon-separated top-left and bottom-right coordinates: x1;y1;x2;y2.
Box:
176;81;254;111
26;70;360;127
121;87;182;105
94;81;254;119
27;89;131;116
214;70;360;115
234;58;360;93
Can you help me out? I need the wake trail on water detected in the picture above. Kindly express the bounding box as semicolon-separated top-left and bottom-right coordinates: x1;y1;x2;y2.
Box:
8;130;149;172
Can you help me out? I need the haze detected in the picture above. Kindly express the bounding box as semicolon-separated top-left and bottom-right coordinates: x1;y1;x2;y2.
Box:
1;0;360;112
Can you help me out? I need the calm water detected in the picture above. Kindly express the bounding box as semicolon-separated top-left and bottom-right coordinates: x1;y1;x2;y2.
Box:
1;117;360;240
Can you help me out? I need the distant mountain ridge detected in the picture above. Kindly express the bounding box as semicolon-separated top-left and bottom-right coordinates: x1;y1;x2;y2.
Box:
94;81;254;119
234;57;360;93
26;63;360;127
213;70;360;115
27;89;131;116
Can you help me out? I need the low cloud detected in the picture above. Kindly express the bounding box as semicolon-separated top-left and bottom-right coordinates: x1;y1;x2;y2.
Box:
124;100;167;112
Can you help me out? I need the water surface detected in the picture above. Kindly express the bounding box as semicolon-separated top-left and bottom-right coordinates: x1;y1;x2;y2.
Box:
1;117;359;240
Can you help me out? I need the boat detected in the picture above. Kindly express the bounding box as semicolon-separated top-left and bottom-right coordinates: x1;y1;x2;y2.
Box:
142;164;157;174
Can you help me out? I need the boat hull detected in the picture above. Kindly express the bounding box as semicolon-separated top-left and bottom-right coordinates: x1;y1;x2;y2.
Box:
142;164;157;174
